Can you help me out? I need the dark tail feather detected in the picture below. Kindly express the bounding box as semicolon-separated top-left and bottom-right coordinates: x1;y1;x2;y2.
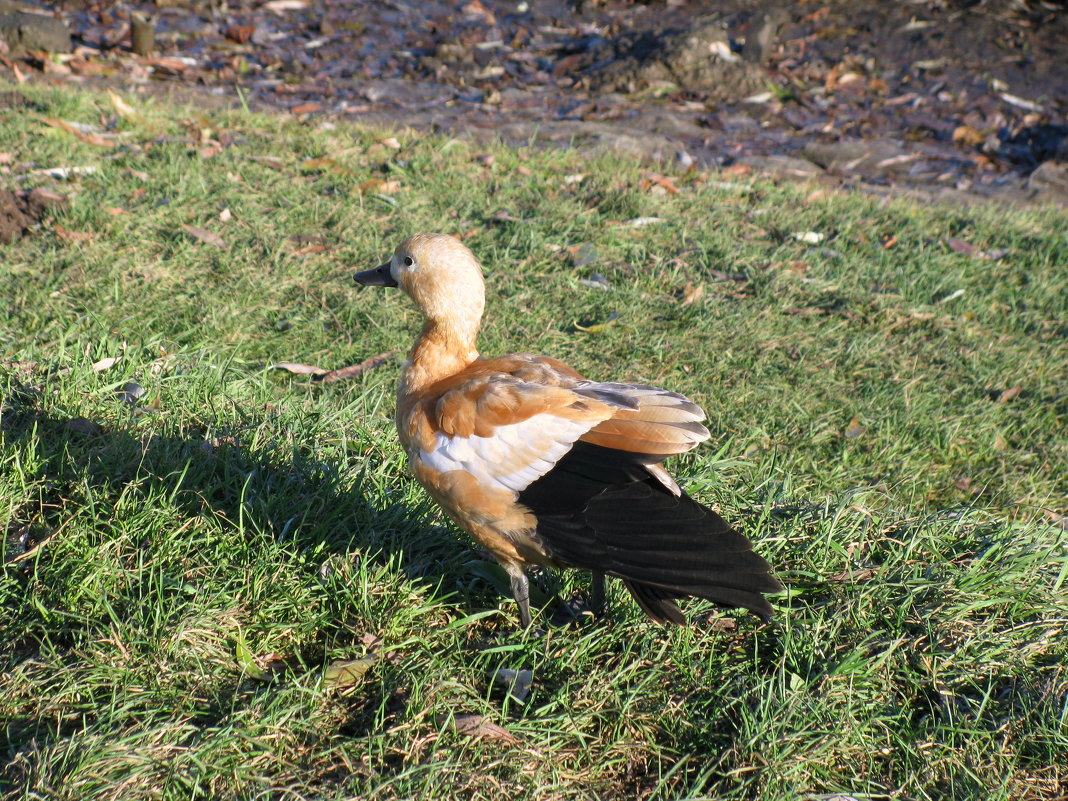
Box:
623;581;687;625
520;442;782;626
587;483;781;623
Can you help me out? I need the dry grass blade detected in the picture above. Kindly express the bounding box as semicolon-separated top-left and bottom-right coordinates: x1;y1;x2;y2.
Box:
6;517;76;565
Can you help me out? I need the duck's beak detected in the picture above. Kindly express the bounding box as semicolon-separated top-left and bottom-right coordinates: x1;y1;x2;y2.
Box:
353;261;398;288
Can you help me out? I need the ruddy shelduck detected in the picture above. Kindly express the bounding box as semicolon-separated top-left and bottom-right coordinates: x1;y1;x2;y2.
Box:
354;233;781;627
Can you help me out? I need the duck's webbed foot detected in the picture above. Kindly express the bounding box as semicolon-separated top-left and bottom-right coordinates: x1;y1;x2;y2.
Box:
551;571;608;625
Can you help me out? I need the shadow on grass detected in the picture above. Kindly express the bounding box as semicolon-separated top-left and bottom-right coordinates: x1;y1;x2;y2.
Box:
0;396;488;763
2;403;474;607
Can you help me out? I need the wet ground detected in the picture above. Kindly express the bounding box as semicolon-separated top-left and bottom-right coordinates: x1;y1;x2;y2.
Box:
10;0;1068;204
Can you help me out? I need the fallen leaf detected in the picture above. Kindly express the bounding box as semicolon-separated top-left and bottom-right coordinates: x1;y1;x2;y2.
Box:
680;283;705;306
844;415;865;439
493;668;534;703
573;313;619;334
360;632;382;650
449;714;518;744
115;381;146;405
66;417;103;436
952;125;984;147
235;629;283;681
35;165;98;180
377;136;402;150
1000;92;1042;113
181;223;227;248
708;270;748;282
793;231;826;244
319;351;394;383
219;207;232;222
827;567;877;584
641;173;679;195
937;288;965;304
722;163;754;176
488;210;523;223
882;235;898;249
224;24;256;43
578;273;611;290
997;385;1022;404
708;615;737;632
41;117;112;147
562;173;586;185
291;103;322;115
568;243;598;268
106;90;147;126
250;156;285;170
360;178;405;194
263;0;308;10
323;656;377;688
54;225;95;243
91;356;120;372
946;238;979;256
271;362;329;376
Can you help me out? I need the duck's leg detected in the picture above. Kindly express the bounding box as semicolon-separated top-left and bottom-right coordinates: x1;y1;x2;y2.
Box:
506;565;532;628
590;570;606;616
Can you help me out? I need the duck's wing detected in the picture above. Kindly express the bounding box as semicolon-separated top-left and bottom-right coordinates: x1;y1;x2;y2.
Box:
413;355;709;497
517;441;782;623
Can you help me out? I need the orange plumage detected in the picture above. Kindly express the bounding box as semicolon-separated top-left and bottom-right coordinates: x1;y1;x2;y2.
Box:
354;233;781;627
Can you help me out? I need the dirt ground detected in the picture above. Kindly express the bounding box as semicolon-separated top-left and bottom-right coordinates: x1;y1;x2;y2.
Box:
7;0;1068;204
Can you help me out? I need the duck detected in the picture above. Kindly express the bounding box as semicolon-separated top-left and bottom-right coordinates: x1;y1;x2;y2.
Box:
354;232;782;627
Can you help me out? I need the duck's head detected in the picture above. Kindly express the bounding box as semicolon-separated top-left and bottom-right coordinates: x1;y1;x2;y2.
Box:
355;233;486;330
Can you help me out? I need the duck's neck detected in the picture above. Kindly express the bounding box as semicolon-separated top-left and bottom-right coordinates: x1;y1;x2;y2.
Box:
400;318;480;398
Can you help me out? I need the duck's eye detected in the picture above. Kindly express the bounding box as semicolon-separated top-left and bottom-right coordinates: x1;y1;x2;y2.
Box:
403;256;414;267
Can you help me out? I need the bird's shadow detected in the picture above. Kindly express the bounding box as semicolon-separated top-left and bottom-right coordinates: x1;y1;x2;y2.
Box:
1;397;481;630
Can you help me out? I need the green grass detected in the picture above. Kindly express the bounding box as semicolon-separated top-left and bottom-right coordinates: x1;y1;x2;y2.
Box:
2;84;1067;800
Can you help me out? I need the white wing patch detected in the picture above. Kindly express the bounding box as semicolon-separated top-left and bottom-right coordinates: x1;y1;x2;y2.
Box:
418;414;594;494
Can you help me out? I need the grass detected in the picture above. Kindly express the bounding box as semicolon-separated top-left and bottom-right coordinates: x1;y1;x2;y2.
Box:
1;83;1067;800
